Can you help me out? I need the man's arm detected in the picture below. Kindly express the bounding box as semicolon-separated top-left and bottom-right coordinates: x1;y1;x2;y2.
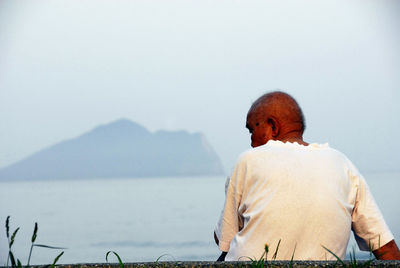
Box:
214;231;219;245
214;231;227;261
214;156;248;261
373;240;400;260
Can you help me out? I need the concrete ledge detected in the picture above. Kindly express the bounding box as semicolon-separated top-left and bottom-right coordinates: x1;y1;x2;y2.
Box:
9;261;400;268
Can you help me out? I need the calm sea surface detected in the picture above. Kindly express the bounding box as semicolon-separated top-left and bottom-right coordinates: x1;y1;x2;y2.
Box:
0;173;399;265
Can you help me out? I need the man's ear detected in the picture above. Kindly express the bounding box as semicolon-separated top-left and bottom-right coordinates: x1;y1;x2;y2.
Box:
267;117;279;137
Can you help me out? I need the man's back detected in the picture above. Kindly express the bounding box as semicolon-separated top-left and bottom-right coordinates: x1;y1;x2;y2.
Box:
215;140;392;260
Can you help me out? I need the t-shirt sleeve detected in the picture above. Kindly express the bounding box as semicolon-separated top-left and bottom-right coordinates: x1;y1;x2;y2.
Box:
214;156;247;252
351;171;394;251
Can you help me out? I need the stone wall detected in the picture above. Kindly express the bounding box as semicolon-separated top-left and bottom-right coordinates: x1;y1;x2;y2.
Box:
6;261;400;268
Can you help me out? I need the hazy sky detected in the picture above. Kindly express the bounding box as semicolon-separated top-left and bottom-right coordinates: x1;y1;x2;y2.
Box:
0;0;399;173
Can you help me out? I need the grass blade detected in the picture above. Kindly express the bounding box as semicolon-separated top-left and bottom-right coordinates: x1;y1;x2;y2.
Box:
9;251;16;268
155;254;176;263
27;245;34;267
31;222;38;243
362;259;375;268
106;251;124;268
17;260;22;268
50;251;64;268
238;256;254;261
272;239;281;260
10;228;20;247
33;244;67;249
6;216;12;267
6;216;10;239
368;240;373;259
289;244;297;268
349;248;356;268
322;245;346;266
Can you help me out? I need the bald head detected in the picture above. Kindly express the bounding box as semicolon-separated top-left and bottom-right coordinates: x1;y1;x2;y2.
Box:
246;91;306;147
249;91;306;133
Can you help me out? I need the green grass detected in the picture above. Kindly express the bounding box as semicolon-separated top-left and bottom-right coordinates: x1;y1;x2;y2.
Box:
243;240;376;268
106;251;124;268
241;240;291;267
322;244;377;268
5;216;66;268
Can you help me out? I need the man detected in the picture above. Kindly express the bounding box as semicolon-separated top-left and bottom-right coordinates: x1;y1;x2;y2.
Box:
214;91;400;261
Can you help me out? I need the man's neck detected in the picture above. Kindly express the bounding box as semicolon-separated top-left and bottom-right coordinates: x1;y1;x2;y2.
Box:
277;131;308;146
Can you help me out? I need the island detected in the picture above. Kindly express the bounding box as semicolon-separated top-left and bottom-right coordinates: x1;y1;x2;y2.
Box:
0;119;225;181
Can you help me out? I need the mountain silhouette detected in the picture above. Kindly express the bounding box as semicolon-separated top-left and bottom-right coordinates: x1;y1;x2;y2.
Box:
0;119;224;180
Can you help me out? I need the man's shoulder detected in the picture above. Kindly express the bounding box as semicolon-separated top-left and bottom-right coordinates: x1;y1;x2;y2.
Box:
318;145;355;166
236;145;269;162
236;141;354;166
233;141;285;167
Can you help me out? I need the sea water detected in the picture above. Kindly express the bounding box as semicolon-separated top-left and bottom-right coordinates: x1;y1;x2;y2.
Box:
0;173;399;265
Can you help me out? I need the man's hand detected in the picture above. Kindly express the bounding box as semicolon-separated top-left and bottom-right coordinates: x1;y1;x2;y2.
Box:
373;240;400;260
217;251;227;261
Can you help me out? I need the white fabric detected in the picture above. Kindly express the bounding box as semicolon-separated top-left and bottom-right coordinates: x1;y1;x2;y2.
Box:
215;140;393;261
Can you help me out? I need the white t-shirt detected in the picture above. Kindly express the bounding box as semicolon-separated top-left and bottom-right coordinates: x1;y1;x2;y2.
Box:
215;140;393;261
